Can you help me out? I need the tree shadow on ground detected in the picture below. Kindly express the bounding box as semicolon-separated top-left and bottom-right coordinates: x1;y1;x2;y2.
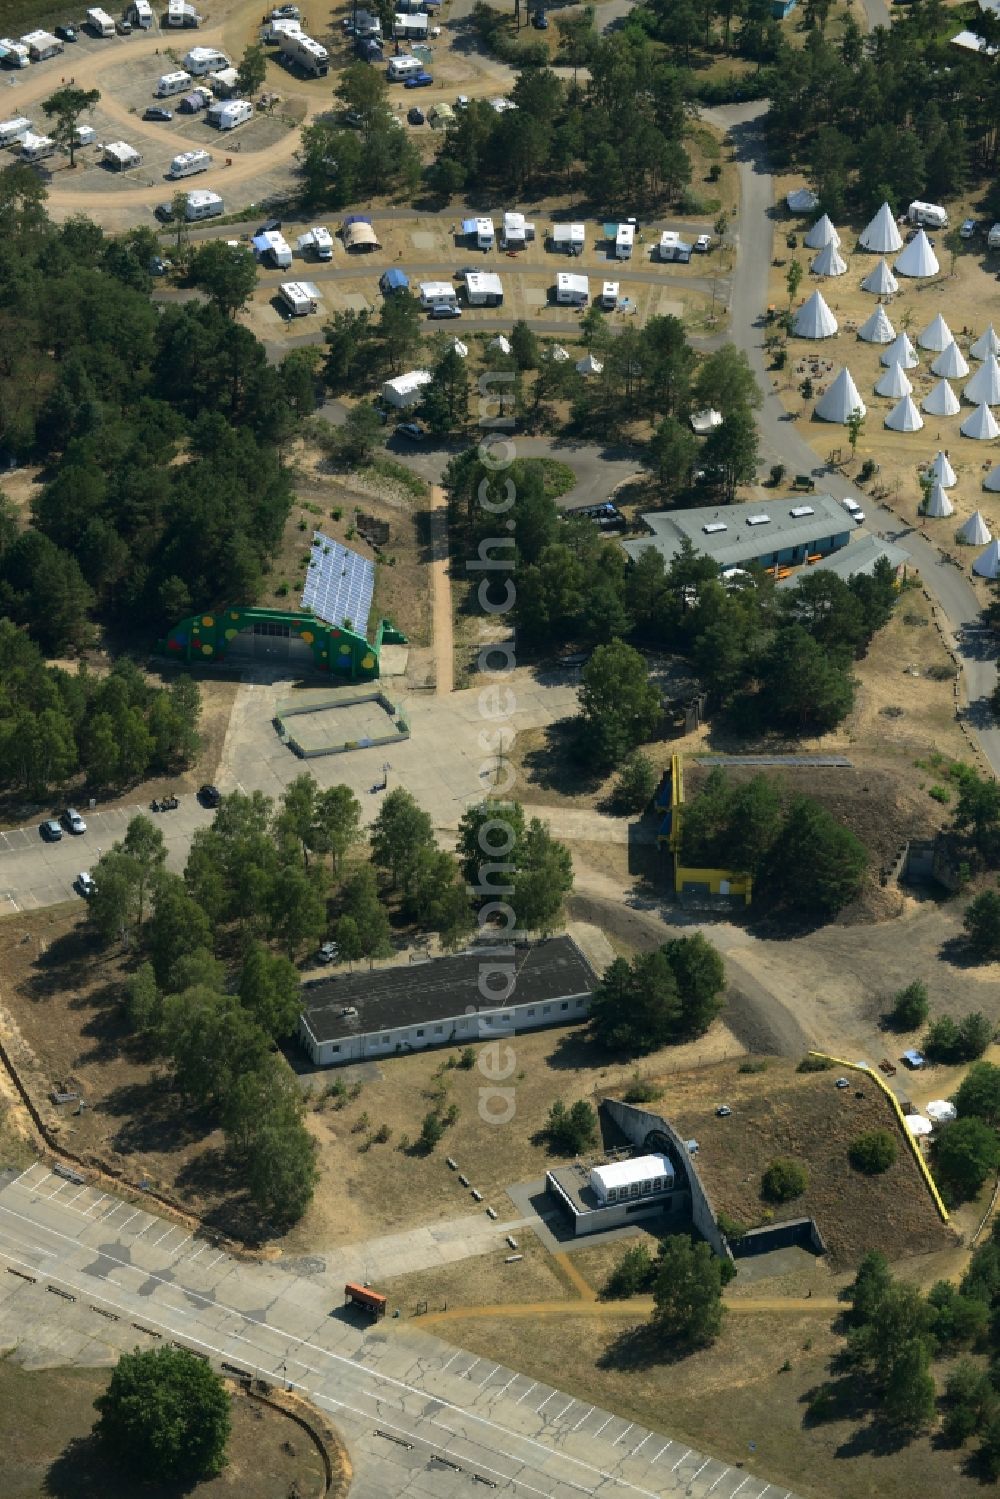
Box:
103;1077;214;1157
544;1028;616;1072
174;1150;271;1246
938;933;988;970
597;1321;695;1372
44;1432;199;1499
74;984;136;1067
25;927;104;1003
521;718;603;797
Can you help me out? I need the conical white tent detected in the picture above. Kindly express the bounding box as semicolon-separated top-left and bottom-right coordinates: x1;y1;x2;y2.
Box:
964;355;1000;407
815;367;866;423
924;481;954;518
859;201;903;254
804;213;840;250
983;466;1000;493
917;313;953;352
961;404;1000;440
576;352;603;376
450;339;469;359
931;341;970;379
811;241;847;277
922;379;960;417
881;331;918;370
875;362;912;399
973;539;1000;579
858;304;895;344
894;229;940;278
970;325;1000;361
489;334;512;354
787;188;819;214
958;510;992;544
793;290;838;339
885;393;923;432
861;258;899;297
549;345;570;362
929;450;957;487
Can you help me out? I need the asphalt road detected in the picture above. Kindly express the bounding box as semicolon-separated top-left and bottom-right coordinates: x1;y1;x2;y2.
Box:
0;1163;800;1499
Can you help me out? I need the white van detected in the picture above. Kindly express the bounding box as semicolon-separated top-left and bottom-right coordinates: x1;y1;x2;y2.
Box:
184;46;230;75
387;55;423;80
170;148;212;178
184;189;224;221
156;71;193;97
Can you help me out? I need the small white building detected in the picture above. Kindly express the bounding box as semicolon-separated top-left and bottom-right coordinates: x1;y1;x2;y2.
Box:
280;281;320;316
103;141;143;172
465;271;503;306
208;100;253;130
184;189;224;221
547;1151;681;1237
419;280;457;308
297;225;333;260
555;271;589;305
393;12;429;37
615;222;634;260
383;369;433;409
551;222;585;256
185;46;231;75
590;1155;675;1205
21;30;63;61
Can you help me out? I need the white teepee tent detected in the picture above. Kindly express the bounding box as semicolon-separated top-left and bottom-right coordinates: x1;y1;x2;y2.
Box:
804;213;840;250
576;352;603;376
885;393;924;432
450;338;469;359
929;450;957;487
958;510;992;544
793;290;838;339
961;404;1000;440
858;304;895;344
983;465;1000;493
811;241;847;277
964;355;1000;407
931;341;970;379
858;201;903;254
917;313;954;352
875;362;912;399
489;334;512;354
973;539;1000;579
881;331;918;370
894;229;940;278
970;325;1000;361
924;481;954;518
815;367;866;423
922;379;960;417
861;258;899;297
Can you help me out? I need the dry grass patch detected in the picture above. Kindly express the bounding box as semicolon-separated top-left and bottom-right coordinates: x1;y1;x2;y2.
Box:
380;1230;572;1316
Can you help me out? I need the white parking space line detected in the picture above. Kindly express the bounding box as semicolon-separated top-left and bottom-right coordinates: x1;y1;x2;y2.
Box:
593;1415;614;1437
729;1478;753;1498
513;1381;537;1405
119;1211;141;1232
534;1391;557;1415
690;1456;712;1483
206;1251;228;1270
64;1186;90;1207
83;1194;109;1218
5;1165;37;1189
461;1358;480;1380
613;1423;633;1446
630;1435;651;1459
570;1405;594;1432
495;1372;518;1398
706;1467;731;1494
671;1448;691;1471
650;1442;671;1463
476;1364;499;1388
132;1217;158;1240
440;1351;460;1372
552;1400;575;1422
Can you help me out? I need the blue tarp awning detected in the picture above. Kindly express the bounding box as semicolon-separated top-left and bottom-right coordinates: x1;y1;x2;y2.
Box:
461;218;478;235
342;214;372;227
251;234;270;254
382;268;409;290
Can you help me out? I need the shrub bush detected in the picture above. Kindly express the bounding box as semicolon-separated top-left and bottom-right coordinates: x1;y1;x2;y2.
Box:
762;1159;808;1202
797;1054;834;1072
849;1129;897;1175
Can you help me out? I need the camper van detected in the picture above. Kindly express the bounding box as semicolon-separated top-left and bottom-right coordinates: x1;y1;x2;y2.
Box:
20;133;57;163
86;7;116;36
387;55;424;81
170;149;212;178
279;282;319;316
130;0;154;27
185;46;230;75
184;189;224;221
908;200;948;229
156;71;193;97
166;0;201;24
22;30;64;61
0;39;31;68
298;225;333;260
278;31;329;75
207;99;252;130
0;117;33;149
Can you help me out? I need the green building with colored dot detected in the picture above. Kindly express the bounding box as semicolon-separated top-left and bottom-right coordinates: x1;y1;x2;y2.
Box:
160;606;405;680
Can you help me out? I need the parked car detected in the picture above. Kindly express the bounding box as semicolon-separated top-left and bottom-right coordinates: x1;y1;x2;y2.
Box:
198;783;222;807
694;233;712;253
40;820;63;842
960;218;978;240
532;8;548;25
256;217;282;234
835;1077;850;1089
154;202;175;222
63;808;86;835
144;107;173;122
55;23;77;40
407;106;425;125
396;422;424;440
716;1105;732;1118
455;94;469;108
76;871;96;898
404;71;434;88
429;303;462;318
316;940;339;964
116;16;132;32
344;108;364;126
149;256;170;276
841;496;866;524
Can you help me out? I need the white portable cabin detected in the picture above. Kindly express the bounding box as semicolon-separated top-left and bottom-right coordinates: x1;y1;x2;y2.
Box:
0;117;33;149
908;200;947;229
166;0;201;24
20;133;56;162
74;123;96;147
208;99;253;130
0;39;31;68
556;271;589;305
131;0;154;27
22;30;64;61
297;225;333;260
184;189;223;221
393;13;429;37
185;46;231;75
103;140;143;171
615;222;634;260
278;31;330;76
419;280;457;308
279;281;320;316
257;230;293;268
590;1155;674;1206
383;370;432;409
86;8;116;36
169;148;212;178
464;271;503;306
156;71;193;96
551;222;585;255
387;55;423;79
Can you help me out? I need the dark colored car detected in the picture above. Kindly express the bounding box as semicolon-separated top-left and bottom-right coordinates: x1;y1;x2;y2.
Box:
40;819;63;842
407;106;425;125
198;784;222;808
116;16;132;32
396;421;424;440
154;201;175;222
256;217;282;234
532;9;549;26
404;71;434;89
144;107;173;122
55;23;77;41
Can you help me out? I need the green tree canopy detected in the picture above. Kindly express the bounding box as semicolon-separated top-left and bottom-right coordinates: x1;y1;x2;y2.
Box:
94;1346;230;1481
189;241;258;318
577;639;661;770
651;1236;728;1348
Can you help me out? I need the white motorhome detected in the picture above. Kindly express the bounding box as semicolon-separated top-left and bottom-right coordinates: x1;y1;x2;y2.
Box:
130;0;154;27
261;17;301;40
103;140;143;171
555;271;589;305
278;31;329;75
464;271;503;306
393;13;429;38
908;200;947;229
0;117;33;149
279;281;319;316
419;280;457;308
502;211;534;249
166;0;201;24
20;133;57;162
207;99;253;130
601;280;619;309
156;70;193;96
297;225;333;260
463;215;495;250
615;222;634;260
185;46;230;74
170;148;212;178
22;30;64;60
86;8;116;37
257;230;292;268
184;189;224;220
387;55;423;80
0;39;31;68
551;222;585;256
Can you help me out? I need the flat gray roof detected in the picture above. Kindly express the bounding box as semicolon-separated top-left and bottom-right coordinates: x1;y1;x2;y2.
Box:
622;493;856;571
777;533;909;586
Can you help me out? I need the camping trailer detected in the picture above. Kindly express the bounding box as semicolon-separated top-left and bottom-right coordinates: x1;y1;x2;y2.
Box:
184;46;230;75
166;0;201;24
615;222;634;260
0;117;33;148
551;223;585;256
130;0;154;27
255;230;293;268
208;100;253;130
658;230;692;262
279;281;319;316
170;149;212;178
74;124;96;147
601;280;619;309
908;200;948;229
383;370;432;408
20;133;57;162
387;55;423;80
0;39;31;67
184;189;223;221
555;272;589;305
298;225;334;259
86;8;116;36
464;271;503;306
463;216;495;250
419;280;457;309
22;30;64;61
277;31;329;75
157;71;193;96
103;141;143;171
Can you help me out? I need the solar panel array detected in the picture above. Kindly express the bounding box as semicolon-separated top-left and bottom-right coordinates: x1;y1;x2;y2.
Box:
301;532;375;636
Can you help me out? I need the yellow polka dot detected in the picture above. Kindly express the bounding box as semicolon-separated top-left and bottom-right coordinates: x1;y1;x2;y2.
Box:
224;628;238;640
300;631;314;645
230;611;240;621
361;654;376;670
202;615;214;627
339;643;351;655
201;644;213;656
